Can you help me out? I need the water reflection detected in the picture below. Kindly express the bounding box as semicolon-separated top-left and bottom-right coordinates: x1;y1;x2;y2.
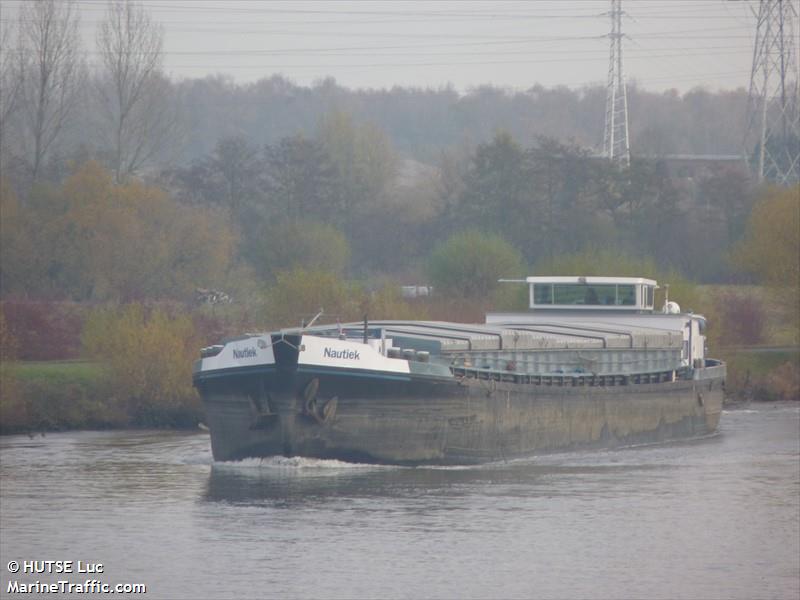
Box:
206;462;476;506
202;449;685;508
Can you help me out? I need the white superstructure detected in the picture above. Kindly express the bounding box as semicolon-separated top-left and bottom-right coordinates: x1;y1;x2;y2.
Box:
490;276;706;368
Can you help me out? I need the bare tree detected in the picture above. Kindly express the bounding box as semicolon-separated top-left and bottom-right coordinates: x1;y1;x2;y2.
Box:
0;22;23;177
97;0;175;182
18;0;84;182
0;23;24;144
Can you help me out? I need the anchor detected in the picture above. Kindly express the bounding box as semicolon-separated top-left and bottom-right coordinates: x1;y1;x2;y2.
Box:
300;378;338;425
249;382;278;430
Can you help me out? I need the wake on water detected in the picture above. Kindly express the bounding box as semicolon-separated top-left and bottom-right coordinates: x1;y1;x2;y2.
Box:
212;455;399;472
207;434;727;474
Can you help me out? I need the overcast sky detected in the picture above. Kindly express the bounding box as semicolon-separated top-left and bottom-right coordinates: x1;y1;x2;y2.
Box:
4;0;761;93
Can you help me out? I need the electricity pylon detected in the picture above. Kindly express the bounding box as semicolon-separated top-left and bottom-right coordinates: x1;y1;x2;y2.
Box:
603;0;630;167
744;0;800;185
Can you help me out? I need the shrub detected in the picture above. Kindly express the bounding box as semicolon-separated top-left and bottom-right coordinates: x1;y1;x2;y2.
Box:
0;305;17;361
427;231;524;299
735;186;800;290
721;350;800;402
12;362;122;432
248;220;351;282
715;291;766;347
265;268;359;328
1;300;85;360
362;284;425;321
764;361;800;401
735;185;800;334
82;304;202;427
0;306;25;431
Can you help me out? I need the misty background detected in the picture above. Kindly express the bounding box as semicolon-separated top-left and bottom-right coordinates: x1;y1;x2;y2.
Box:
1;0;757;91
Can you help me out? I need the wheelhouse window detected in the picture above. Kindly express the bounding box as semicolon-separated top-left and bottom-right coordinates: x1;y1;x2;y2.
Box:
533;284;553;304
617;285;635;306
527;277;657;310
554;284;634;306
531;283;639;306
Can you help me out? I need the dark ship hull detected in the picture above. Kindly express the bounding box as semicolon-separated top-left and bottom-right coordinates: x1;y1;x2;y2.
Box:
194;334;725;465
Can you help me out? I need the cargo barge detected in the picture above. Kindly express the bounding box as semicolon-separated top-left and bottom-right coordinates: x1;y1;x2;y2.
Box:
193;277;725;465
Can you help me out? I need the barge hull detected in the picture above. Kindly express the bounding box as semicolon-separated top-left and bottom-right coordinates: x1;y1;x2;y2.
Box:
198;363;725;465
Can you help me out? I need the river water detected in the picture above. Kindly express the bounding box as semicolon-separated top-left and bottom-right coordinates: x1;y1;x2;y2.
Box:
1;403;798;599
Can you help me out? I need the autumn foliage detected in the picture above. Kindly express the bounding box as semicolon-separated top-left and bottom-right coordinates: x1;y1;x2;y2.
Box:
0;306;24;430
0;301;85;360
264;268;422;329
736;186;800;288
1;162;234;302
735;185;800;337
82;304;202;427
714;291;766;348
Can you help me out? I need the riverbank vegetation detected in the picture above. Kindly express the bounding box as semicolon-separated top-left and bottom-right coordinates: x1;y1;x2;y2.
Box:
1;165;798;433
1;1;797;433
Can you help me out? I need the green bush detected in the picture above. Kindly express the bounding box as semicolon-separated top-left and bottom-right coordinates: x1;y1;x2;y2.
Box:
18;370;121;431
427;231;525;300
0;306;24;431
363;284;425;321
723;350;800;401
0;361;118;434
249;220;351;282
735;186;800;337
82;304;202;427
265;268;360;328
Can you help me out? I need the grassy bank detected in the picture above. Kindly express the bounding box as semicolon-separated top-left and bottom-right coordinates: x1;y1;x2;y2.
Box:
1;360;114;433
0;360;201;434
14;360;104;387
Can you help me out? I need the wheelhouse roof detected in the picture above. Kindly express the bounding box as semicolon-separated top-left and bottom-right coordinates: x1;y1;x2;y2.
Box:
524;276;658;286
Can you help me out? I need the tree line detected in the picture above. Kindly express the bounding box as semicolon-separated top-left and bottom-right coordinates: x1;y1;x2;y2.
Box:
163;129;760;285
0;1;794;302
1;0;759;197
0;130;781;307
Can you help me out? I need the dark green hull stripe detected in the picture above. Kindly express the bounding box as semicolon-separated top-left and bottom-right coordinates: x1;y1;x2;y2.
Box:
194;364;277;382
296;365;414;382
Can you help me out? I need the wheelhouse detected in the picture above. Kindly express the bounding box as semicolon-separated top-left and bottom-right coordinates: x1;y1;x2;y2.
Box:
525;276;657;311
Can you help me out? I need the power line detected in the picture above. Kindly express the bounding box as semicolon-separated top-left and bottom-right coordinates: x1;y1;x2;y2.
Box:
154;52;748;67
2;0;756;92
